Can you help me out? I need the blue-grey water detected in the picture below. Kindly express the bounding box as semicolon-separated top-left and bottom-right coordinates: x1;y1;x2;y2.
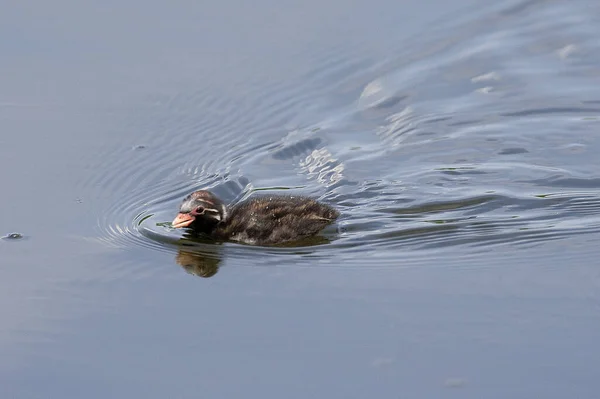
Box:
2;0;600;398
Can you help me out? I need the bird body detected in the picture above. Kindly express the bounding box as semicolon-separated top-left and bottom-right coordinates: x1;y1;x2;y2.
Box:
172;190;339;245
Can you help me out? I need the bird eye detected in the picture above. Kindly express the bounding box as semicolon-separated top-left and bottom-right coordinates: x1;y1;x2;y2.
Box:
194;206;205;214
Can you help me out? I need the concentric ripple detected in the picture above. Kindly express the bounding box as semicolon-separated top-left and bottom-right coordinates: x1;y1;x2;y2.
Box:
85;0;600;275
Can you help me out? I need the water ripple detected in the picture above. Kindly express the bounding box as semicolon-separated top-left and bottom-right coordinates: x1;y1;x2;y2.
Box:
83;0;600;276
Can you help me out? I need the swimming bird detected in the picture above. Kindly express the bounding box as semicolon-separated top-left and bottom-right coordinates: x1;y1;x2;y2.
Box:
172;190;339;245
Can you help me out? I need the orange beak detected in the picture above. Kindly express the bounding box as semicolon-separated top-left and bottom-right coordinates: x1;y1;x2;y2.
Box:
172;213;195;228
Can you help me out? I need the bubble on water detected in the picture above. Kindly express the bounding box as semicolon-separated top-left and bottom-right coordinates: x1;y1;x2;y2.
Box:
2;232;24;240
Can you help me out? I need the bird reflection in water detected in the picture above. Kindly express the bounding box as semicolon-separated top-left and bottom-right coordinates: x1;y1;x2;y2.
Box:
173;231;332;278
173;229;223;278
176;250;220;278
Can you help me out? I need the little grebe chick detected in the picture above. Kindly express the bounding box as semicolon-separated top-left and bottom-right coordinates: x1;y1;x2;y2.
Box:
171;190;339;245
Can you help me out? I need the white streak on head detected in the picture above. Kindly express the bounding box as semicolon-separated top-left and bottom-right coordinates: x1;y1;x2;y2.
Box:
220;203;228;222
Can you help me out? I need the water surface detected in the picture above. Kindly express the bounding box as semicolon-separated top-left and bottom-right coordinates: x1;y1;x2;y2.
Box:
2;0;600;398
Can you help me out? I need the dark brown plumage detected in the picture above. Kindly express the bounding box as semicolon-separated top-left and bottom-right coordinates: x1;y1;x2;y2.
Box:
172;190;339;245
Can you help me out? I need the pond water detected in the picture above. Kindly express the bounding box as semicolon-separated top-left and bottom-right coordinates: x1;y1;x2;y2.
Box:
2;0;600;397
